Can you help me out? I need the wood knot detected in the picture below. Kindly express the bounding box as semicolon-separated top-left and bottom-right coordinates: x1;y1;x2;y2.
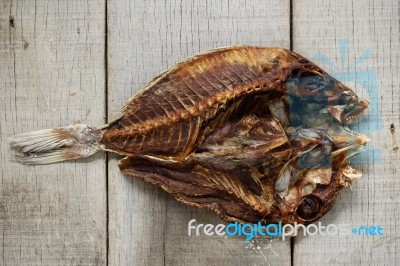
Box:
9;15;15;28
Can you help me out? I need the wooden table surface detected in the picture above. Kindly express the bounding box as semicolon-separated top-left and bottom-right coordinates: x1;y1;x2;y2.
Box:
1;0;398;265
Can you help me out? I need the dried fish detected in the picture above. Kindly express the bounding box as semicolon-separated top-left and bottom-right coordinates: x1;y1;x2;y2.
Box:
9;46;369;224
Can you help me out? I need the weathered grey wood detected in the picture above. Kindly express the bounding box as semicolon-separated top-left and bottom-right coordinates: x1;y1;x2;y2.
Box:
0;1;107;265
107;0;290;265
293;0;400;265
2;0;397;265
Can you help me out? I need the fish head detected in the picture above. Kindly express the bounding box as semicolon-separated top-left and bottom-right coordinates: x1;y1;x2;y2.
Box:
274;125;367;224
286;74;370;126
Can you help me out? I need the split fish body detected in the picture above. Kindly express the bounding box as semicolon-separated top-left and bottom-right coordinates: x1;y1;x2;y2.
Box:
9;46;370;225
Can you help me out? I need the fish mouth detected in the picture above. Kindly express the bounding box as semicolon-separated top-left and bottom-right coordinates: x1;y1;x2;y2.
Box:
331;133;369;158
341;165;363;190
328;99;370;125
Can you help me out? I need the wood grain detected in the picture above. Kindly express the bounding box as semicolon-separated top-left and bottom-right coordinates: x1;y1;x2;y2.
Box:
3;0;398;265
0;1;107;265
107;0;290;265
293;0;400;265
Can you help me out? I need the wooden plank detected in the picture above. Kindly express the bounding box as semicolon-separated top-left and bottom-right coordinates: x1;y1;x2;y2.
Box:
107;0;290;265
0;1;107;265
293;0;400;264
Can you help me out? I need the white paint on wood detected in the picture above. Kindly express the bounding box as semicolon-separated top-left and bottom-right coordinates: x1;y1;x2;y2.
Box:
293;0;400;264
0;1;107;265
107;0;291;265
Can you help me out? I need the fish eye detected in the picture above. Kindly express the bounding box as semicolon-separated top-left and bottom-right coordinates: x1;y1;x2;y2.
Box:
296;195;321;220
338;92;352;105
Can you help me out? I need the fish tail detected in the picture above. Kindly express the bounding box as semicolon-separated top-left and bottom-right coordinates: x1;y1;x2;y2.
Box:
8;124;104;165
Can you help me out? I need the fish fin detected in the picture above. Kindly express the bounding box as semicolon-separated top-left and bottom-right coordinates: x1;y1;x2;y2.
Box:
9;124;103;165
119;155;273;223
